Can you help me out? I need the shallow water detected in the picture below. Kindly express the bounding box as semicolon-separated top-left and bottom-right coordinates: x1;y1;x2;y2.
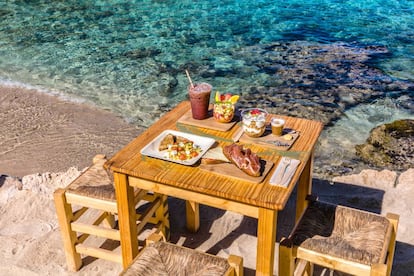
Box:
315;97;414;177
0;0;413;176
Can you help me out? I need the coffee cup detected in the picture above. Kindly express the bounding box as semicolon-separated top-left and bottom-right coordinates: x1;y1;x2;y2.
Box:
271;118;285;136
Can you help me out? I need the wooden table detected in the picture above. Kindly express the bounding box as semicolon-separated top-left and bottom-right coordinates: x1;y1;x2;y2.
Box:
106;101;323;276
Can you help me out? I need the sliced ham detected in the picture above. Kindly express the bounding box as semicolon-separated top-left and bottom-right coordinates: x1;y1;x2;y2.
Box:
223;144;261;177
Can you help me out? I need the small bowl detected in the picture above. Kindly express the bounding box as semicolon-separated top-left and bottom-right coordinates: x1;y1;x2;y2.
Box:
241;108;268;137
213;102;235;123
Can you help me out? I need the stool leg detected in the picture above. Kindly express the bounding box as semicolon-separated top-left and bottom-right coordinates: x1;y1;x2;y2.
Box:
371;263;387;275
228;254;244;276
385;213;399;276
279;238;295;276
53;188;82;271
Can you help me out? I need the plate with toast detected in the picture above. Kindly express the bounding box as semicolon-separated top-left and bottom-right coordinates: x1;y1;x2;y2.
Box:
140;130;215;165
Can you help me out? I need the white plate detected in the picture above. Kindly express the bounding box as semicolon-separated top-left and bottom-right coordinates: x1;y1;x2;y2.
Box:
140;130;216;165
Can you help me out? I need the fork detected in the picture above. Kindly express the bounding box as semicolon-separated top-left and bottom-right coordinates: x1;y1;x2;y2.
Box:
273;157;291;185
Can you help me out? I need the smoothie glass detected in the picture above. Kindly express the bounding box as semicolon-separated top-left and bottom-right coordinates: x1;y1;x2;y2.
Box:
188;82;212;120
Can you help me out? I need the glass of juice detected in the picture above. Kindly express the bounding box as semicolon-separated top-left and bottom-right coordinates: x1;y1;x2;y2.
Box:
188;82;212;120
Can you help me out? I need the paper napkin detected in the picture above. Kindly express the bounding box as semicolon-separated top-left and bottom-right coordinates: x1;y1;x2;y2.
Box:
269;157;300;187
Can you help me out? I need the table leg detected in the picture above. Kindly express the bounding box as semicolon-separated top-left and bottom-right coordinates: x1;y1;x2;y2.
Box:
257;208;277;276
296;151;314;221
113;172;138;269
185;200;200;232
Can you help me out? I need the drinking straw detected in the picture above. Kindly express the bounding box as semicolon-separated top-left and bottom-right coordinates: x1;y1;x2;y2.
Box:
185;69;194;88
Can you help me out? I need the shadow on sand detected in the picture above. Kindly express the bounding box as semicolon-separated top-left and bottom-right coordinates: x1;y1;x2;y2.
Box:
167;178;408;275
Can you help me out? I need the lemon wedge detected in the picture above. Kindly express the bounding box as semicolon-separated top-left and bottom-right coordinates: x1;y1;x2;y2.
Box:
229;95;239;104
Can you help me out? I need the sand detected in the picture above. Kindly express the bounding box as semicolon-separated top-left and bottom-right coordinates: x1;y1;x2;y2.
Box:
1;85;413;275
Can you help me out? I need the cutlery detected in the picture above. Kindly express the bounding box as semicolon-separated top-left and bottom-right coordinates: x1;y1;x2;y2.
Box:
277;157;291;183
265;140;291;147
270;157;291;186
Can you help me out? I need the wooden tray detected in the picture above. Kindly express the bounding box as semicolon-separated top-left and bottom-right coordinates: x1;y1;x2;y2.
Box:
199;159;274;184
239;127;300;150
177;108;238;132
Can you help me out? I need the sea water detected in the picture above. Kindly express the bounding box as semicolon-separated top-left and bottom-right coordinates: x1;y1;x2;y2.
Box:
0;0;413;175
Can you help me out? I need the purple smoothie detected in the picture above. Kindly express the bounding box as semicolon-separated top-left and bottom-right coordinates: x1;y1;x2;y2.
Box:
188;82;212;120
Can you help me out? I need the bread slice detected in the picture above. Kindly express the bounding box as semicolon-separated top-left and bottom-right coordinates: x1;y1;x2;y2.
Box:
158;134;175;151
202;147;229;162
158;134;192;151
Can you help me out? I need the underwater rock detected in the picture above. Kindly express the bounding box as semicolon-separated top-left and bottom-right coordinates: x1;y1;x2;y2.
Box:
124;48;161;59
355;119;414;171
233;41;414;125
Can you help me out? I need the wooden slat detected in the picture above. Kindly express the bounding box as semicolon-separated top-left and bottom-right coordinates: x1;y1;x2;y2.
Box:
66;192;117;213
296;247;372;275
72;206;88;221
71;222;120;241
128;177;259;218
76;211;112;244
75;244;122;264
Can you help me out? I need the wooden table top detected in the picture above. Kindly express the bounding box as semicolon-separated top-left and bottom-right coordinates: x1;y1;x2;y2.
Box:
106;101;323;210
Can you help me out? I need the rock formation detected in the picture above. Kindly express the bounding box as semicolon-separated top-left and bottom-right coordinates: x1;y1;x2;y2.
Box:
356;119;414;171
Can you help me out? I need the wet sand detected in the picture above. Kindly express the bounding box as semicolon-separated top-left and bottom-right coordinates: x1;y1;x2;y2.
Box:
0;85;142;177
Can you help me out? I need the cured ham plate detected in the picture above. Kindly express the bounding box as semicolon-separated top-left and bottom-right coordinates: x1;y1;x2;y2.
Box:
199;159;274;184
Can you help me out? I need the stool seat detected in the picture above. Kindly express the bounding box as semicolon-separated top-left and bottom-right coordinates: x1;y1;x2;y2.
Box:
290;201;391;265
66;155;115;201
279;199;399;276
121;234;243;276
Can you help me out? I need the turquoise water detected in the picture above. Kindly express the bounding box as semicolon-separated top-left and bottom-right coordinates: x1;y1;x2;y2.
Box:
1;0;413;125
1;1;413;175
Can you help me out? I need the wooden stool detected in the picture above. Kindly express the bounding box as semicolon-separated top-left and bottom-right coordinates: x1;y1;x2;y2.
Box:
279;199;398;276
54;154;170;271
120;233;244;276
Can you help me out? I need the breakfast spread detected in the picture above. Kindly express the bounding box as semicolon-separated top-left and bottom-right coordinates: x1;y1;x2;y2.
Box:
223;143;262;177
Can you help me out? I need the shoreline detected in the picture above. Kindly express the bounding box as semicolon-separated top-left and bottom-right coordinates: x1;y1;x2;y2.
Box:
0;84;142;177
